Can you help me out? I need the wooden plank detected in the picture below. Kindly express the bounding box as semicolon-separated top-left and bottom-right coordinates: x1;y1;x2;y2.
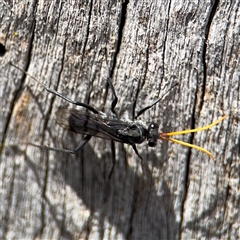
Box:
0;0;238;239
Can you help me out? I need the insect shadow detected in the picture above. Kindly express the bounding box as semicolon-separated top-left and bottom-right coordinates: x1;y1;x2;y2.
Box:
10;63;227;178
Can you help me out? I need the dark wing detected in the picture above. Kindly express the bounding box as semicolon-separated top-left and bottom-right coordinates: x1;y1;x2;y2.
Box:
56;109;133;143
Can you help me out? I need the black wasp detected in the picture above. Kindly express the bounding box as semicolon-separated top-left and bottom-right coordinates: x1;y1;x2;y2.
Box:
11;63;227;177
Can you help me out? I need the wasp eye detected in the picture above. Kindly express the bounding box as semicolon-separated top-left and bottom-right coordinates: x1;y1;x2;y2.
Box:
150;123;158;129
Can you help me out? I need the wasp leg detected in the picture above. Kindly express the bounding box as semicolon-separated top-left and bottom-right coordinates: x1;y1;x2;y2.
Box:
106;78;119;119
41;88;99;114
136;83;178;118
24;135;92;154
10;62;99;114
131;144;145;173
136;98;162;118
131;144;143;160
108;140;116;179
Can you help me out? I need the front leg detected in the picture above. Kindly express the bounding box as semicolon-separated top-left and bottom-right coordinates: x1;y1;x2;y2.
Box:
131;144;143;160
135;83;179;118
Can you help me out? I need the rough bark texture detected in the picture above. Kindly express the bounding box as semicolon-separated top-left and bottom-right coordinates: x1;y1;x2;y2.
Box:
0;0;239;239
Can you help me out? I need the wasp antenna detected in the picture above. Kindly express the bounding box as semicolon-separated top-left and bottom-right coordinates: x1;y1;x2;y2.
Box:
163;114;228;136
160;134;214;159
159;114;228;159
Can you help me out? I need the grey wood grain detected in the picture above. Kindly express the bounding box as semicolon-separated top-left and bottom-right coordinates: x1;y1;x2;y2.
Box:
0;1;239;239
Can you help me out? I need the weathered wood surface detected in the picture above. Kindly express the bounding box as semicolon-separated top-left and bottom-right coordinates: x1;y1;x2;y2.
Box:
0;1;239;239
